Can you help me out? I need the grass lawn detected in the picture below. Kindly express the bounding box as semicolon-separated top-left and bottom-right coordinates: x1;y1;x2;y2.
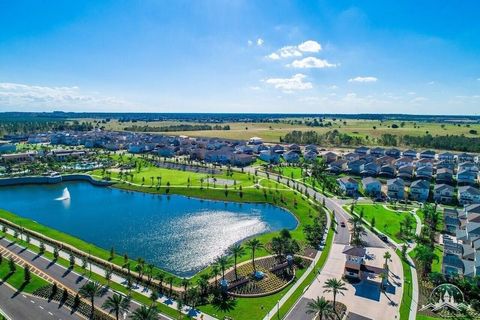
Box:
0;257;49;294
431;245;443;273
416;315;444;320
398;250;413;320
352;204;417;243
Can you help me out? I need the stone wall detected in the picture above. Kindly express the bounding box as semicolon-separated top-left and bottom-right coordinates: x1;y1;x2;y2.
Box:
0;174;112;187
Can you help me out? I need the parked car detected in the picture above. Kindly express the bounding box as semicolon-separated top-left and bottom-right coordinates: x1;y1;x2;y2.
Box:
340;221;346;228
378;234;388;242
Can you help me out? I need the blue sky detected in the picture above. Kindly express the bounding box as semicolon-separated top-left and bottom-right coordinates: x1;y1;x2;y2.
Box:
0;0;479;114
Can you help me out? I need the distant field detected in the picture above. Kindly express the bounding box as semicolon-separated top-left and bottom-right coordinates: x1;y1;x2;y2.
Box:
81;117;480;143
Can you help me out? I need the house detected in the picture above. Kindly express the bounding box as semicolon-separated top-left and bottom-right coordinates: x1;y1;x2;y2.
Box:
248;137;263;145
409;179;430;202
344;152;360;162
458;162;479;173
342;246;386;285
337;177;359;196
303;150;318;162
397;165;414;180
0;151;37;163
305;144;318;153
436;168;454;185
437;160;455;171
458;153;475;163
355;146;370;155
157;146;175;158
380;164;396;177
347;159;366;175
387;178;405;200
128;144;148;154
231;153;254;167
457;169;477;185
322;151;338;163
415;166;433;180
370;147;385;157
362;177;382;197
385;148;401;158
439;152;456;162
288;144;301;153
377;156;395;166
420;150;436;159
434;184;455;204
361;161;380;176
259;149;280;163
458;186;480;205
403;149;418;158
271;144;285;154
395;157;414;169
329;159;348;173
415;158;434;168
0;142;16;154
50;149;87;161
282;150;300;163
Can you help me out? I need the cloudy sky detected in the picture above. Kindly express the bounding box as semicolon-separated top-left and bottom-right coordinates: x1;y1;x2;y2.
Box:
0;0;479;114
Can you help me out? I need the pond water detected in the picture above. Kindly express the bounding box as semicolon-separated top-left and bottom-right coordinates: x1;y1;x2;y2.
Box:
0;181;297;277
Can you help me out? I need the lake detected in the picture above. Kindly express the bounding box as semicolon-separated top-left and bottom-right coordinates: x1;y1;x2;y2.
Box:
0;181;297;277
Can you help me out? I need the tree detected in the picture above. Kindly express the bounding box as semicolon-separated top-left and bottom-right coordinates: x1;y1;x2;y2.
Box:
197;274;210;298
215;255;231;281
105;267;113;286
211;264;221;287
24;265;31;283
129;305;158;320
306;296;335;320
414;245;439;275
69;253;76;269
229;244;245;280
323;278;347;309
181;278;190;302
79;281;103;319
8;257;16;273
102;293;131;320
383;251;392;271
246;238;264;273
154;272;165;294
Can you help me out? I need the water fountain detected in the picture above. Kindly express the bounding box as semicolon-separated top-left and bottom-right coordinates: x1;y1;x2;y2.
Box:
55;187;71;201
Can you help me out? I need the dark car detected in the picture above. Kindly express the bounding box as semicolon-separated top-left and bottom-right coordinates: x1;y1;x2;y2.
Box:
378;234;388;242
340;221;346;228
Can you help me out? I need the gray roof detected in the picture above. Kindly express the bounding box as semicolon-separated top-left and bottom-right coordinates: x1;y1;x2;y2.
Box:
411;179;430;189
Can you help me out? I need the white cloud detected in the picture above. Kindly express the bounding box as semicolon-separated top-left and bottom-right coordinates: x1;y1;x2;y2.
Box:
288;57;336;69
348;76;378;83
249;86;261;91
268;53;280;60
247;40;253;46
267;40;322;60
0;82;129;110
427;81;435;85
298;40;322;53
256;38;264;46
265;74;313;92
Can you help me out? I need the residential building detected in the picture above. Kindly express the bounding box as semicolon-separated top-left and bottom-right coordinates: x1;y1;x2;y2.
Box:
283;150;300;163
354;146;370;155
457;169;477;185
387;178;405;200
329;159;348;173
337;176;359;196
403;149;418;158
385;148;401;158
362;177;382;197
409;179;430;202
458;186;480;205
434;184;455;204
436;168;454;185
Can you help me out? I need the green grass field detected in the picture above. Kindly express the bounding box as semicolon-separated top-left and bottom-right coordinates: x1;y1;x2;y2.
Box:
90;118;480;144
351;204;417;243
0;258;49;294
398;250;413;320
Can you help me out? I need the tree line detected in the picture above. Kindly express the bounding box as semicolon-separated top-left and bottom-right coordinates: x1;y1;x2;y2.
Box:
123;124;231;132
281;130;363;146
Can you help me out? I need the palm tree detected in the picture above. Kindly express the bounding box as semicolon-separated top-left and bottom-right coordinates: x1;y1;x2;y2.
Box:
414;245;439;275
102;293;131;320
211;264;221;287
215;255;231;281
229;244;245;280
167;277;174;297
197;274;210;297
246;238;264;273
129;305;158;320
155;273;165;294
323;278;347;310
306;296;335;320
383;251;392;271
79;281;103;319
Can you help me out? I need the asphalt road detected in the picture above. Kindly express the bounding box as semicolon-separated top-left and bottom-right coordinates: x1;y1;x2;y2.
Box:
0;283;83;320
0;238;171;320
